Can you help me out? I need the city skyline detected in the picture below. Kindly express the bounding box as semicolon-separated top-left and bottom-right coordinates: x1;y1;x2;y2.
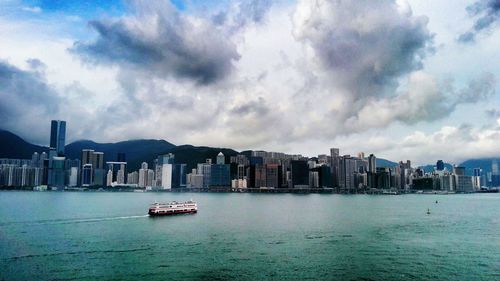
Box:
1;119;498;193
0;0;499;165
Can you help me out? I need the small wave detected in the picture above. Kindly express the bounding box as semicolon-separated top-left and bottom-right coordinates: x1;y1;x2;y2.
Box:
5;247;152;261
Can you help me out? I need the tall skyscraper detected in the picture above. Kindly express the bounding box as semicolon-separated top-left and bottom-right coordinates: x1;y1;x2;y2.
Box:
291;160;309;188
436;160;444;171
216;152;225;165
154;153;175;189
368;154;377;173
50;120;66;157
330;148;340;190
492;160;499;175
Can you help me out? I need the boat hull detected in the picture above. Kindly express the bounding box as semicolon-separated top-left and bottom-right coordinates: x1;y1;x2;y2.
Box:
148;209;197;216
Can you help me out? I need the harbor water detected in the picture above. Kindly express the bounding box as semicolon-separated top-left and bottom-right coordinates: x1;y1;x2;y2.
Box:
0;191;499;280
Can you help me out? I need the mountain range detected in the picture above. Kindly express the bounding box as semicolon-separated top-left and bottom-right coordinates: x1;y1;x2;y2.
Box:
0;129;238;171
0;129;496;174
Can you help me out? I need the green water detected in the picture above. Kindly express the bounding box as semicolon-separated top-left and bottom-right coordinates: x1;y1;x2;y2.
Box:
0;191;499;280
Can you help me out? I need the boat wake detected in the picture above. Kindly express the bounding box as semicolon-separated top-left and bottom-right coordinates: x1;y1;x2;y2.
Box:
1;215;149;227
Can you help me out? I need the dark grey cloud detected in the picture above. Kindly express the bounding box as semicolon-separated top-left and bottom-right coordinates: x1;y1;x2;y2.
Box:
293;0;434;99
459;0;500;43
72;0;240;85
0;59;60;144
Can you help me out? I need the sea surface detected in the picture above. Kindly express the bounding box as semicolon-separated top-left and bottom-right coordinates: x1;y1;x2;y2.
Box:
0;191;499;281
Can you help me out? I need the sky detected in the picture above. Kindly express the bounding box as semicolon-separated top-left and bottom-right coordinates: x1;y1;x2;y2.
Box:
0;0;499;165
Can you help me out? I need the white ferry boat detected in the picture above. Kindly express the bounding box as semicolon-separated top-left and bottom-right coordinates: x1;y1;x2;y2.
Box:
148;201;197;216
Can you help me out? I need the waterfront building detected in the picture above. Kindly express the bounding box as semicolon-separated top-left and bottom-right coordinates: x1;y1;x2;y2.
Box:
138;162;149;187
172;164;187;188
197;159;212;188
217;152;225;165
128;171;139;185
68;167;78;187
80;149;105;186
210;163;230;187
106;170;113;186
236;164;246;180
291;160;309;188
265;164;281;188
473;168;481;190
375;167;391;189
455;175;474;192
492;160;499;175
82;164;93;186
231;179;247;188
230;154;250;166
105;162;126;186
50;120;66;157
368;154;376;173
453;166;465;176
330;148;340;189
317;154;329;165
339;156;357;191
188;168;204;188
147;169;155;187
440;174;454;191
309;171;319;188
160;163;172;189
254;164;266;188
31;152;40;168
48;156;66;189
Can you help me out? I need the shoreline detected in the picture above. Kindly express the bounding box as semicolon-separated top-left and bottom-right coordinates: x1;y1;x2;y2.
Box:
1;187;497;195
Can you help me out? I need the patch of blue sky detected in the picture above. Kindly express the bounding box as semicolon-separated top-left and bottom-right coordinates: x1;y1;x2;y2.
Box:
20;0;125;18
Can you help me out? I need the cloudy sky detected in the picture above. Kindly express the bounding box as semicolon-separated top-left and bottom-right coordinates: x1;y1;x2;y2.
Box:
0;0;499;165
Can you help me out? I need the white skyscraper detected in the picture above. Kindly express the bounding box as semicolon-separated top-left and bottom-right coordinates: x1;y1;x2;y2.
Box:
138;162;148;187
106;169;113;186
161;163;172;189
69;167;78;187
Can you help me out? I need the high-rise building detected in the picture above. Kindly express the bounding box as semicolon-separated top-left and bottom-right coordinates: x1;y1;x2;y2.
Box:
340;156;357;191
31;152;40;168
147;169;155;187
48;156;66;189
210;163;230;187
68;167;78;187
50;120;66;157
138;162;148;188
106;162;127;185
82;164;93;186
368;154;377;173
330;148;340;190
291;160;309;188
492;160;499;175
453;166;465;176
106;169;113;186
197;159;212;188
436;160;444;171
81;149;106;186
473;168;481;190
216;152;225;165
127;171;139;185
309;171;319;188
265;164;281;188
172;164;187;188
